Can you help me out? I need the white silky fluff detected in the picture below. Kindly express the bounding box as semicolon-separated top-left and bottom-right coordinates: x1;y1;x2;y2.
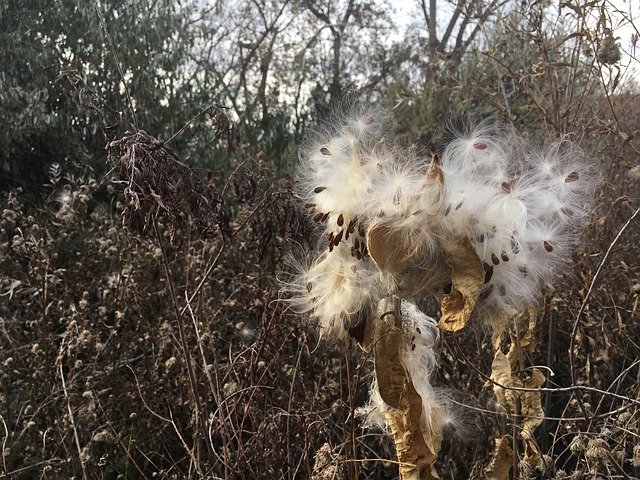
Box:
440;125;599;314
286;107;599;335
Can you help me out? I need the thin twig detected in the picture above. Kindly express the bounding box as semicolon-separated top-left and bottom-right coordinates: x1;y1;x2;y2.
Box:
59;364;88;480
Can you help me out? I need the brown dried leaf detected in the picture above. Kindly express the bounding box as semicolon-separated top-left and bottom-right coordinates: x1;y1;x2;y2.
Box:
484;436;513;480
438;237;484;331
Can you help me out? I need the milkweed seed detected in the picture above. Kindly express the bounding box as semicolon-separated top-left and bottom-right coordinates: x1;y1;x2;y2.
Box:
350;265;357;273
334;230;343;245
479;284;494;300
320;147;330;156
313;212;324;222
565;171;579;182
321;212;330;222
484;265;494;284
314;186;326;193
444;204;452;216
411;344;416;351
474;143;488;150
337;214;344;226
455;200;464;211
499;284;507;296
519;266;527;276
501;251;509;262
305;203;315;209
306;282;312;292
491;253;500;265
478;233;485;243
543;240;554;252
416;327;421;334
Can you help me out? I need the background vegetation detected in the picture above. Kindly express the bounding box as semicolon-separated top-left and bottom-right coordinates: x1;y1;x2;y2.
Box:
1;0;639;478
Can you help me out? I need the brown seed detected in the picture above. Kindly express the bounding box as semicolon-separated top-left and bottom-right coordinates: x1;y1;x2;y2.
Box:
511;239;520;254
483;261;491;272
444;204;452;216
306;282;312;292
313;212;324;222
499;284;507;297
320;147;330;156
491;253;500;265
561;207;574;216
455;200;464;211
333;230;343;245
411;344;416;351
565;171;579;182
478;233;485;243
355;251;362;260
337;213;344;226
321;212;330;222
479;284;494;300
501;251;510;262
416;327;421;334
484;265;494;284
501;181;511;192
350;264;357;273
543;240;554;252
304;203;316;209
474;143;488;150
314;186;326;193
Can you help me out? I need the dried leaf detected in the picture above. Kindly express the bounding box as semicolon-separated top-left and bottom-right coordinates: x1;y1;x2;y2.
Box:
484;436;513;480
438;237;484;331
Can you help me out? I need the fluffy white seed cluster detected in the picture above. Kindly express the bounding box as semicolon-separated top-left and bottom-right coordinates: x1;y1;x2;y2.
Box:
441;127;599;314
284;107;599;337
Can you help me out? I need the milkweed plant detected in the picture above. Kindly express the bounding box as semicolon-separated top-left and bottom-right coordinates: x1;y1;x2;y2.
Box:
282;104;599;479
